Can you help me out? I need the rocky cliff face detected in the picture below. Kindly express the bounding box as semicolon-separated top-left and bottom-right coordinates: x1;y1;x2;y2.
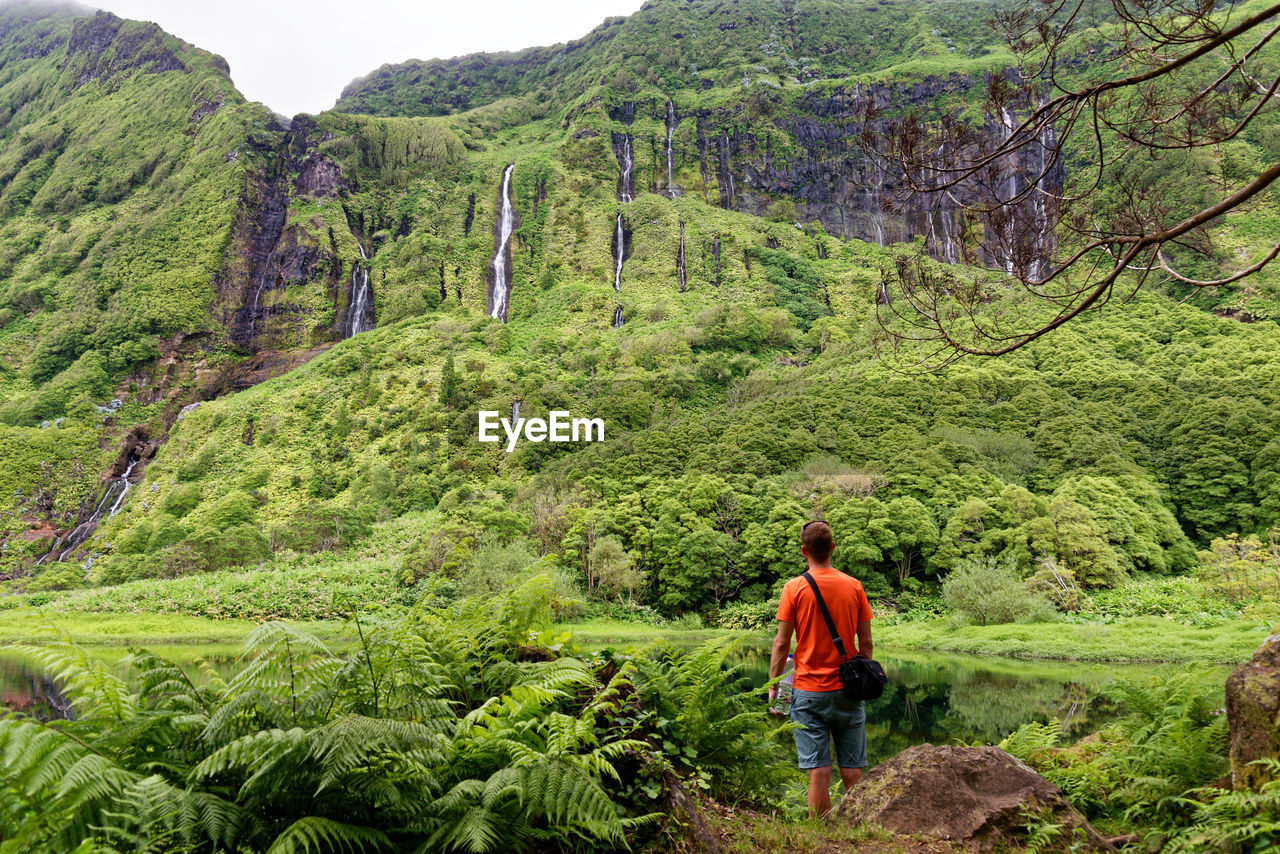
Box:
220;117;370;351
601;74;1064;272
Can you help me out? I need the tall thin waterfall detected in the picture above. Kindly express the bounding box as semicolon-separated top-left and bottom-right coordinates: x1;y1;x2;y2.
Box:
490;164;516;321
612;212;627;328
677;221;687;292
613;213;626;292
343;243;373;338
998;107;1019;274
665;100;678;197
42;457;138;563
1030;105;1056;281
868;169;887;246
719;130;735;207
618;135;634;203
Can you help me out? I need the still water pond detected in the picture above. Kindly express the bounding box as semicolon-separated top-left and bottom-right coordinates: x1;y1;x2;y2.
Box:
0;643;1228;762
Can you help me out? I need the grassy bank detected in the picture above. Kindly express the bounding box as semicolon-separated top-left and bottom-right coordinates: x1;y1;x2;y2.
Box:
0;609;348;646
0;607;1269;666
562;614;1272;665
876;615;1273;665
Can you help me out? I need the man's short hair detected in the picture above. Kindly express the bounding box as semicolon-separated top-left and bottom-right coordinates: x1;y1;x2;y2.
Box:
801;520;834;563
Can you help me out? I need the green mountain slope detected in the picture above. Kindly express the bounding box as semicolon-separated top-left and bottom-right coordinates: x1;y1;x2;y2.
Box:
1;0;1278;615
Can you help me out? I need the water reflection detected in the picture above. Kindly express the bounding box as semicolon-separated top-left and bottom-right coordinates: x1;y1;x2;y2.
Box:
0;656;74;721
0;645;241;722
732;649;1226;762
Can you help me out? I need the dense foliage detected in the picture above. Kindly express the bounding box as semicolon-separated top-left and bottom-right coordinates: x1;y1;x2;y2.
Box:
0;575;790;852
1003;677;1279;852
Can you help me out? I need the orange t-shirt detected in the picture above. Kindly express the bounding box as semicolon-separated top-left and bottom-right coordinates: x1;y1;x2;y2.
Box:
776;567;874;692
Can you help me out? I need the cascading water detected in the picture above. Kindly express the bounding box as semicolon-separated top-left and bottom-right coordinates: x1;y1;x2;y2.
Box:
927;143;960;264
617;135;634;203
613;306;624;329
241;180;288;341
43;457;138;563
677;222;687;292
719;130;735;207
998;107;1020;274
343;243;374;338
176;401;201;420
512;399;521;422
665;100;678;197
868;162;887;246
1029;104;1056;280
490;164;516;321
613;213;626;292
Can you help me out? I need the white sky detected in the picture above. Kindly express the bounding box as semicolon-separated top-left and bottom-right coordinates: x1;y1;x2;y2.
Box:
87;0;644;116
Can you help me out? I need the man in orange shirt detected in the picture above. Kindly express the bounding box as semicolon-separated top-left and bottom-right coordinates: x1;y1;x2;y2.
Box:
768;520;874;817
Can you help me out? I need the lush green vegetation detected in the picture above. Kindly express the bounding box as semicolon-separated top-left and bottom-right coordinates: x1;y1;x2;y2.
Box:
0;577;793;853
1;0;1279;848
1003;677;1280;851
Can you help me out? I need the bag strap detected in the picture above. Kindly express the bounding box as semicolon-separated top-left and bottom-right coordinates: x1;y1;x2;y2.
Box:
802;571;849;660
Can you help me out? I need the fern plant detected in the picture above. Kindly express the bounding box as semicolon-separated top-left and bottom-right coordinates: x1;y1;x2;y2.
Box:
1168;759;1280;853
0;573;765;853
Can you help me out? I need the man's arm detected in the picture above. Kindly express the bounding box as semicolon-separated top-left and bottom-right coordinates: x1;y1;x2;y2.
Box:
856;619;873;660
768;620;794;702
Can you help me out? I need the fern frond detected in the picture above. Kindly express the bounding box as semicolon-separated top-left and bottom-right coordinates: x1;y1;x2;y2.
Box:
264;816;390;854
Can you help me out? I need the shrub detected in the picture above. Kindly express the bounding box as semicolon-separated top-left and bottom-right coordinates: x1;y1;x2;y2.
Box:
942;557;1055;625
711;599;777;631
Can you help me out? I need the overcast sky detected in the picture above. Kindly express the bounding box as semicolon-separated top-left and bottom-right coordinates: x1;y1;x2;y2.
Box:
88;0;643;116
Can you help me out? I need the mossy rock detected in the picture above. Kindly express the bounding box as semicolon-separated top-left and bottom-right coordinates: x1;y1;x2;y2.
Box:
1225;632;1280;790
834;744;1116;852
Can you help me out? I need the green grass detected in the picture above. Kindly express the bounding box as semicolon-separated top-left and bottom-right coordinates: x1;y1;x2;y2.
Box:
0;608;347;645
558;618;739;648
878;615;1272;665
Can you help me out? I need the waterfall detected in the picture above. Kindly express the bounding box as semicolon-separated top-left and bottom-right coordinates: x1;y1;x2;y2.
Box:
719;130;735;207
490;164;516;321
665;100;678;197
176;401;201;420
343;244;374;338
1030;105;1056;280
241;180;288;341
998;107;1019;274
613;213;626;292
613;305;624;329
617;135;634;203
938;208;958;264
868;161;886;245
677;221;687;292
929;144;960;264
512;399;521;422
43;457;138;563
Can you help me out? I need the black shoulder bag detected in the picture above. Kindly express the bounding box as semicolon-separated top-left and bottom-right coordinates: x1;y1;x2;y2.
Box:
802;571;887;701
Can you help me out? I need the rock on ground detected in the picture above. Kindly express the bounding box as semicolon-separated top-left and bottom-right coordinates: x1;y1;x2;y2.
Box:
1226;632;1280;790
834;744;1116;852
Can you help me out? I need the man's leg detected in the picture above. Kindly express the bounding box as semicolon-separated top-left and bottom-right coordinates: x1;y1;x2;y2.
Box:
807;765;833;817
839;766;862;791
831;699;867;802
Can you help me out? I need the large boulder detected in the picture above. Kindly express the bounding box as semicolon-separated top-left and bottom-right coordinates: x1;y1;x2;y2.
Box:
1225;632;1280;790
834;744;1116;852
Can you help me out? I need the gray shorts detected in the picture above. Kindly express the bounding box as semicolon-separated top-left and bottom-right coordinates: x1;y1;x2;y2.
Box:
790;688;867;770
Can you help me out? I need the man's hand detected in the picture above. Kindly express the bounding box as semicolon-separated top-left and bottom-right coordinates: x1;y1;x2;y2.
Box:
768;620;793;716
767;684;783;715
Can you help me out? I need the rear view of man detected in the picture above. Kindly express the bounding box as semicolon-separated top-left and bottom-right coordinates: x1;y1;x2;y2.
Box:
768;520;874;817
